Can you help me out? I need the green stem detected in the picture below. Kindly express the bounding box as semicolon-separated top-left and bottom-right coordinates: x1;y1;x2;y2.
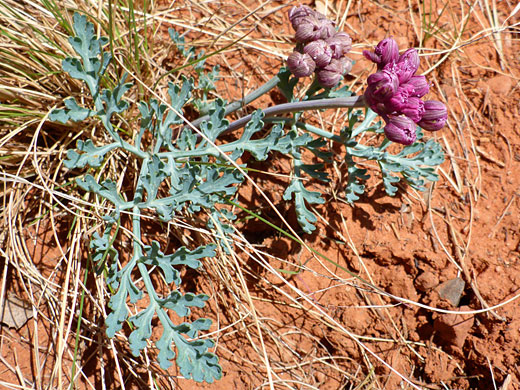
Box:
257;117;378;164
132;171;160;303
351;109;378;138
189;74;281;129
291;120;342;142
304;78;322;98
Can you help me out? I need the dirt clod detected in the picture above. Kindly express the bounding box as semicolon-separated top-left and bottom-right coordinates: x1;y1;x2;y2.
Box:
433;306;474;348
415;271;439;292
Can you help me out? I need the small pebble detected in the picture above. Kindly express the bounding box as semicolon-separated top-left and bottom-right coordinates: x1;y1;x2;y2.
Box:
415;271;439;292
438;277;465;306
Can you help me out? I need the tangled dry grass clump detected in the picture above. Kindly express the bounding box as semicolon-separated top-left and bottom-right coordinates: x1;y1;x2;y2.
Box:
1;1;520;389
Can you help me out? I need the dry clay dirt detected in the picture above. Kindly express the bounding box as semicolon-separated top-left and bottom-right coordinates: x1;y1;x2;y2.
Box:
2;0;520;389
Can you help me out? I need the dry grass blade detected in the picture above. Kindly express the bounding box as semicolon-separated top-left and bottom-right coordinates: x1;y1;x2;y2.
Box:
0;0;166;388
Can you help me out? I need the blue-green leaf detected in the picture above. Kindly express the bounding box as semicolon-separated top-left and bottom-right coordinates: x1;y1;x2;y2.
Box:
106;270;142;337
155;321;222;383
276;67;298;101
283;162;325;234
157;290;209;317
300;163;329;182
172;323;222;383
50;97;94;124
128;305;155;356
167;78;192;123
140;241;215;286
344;164;369;203
198;99;229;144
139;156;168;203
89;215;120;287
64;139;118;169
76;175;130;208
100;78;132;118
168;28;196;58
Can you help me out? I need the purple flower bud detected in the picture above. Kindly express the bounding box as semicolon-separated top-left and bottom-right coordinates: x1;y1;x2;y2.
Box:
326;32;352;59
418;100;447;131
395;48;419;83
384;115;417;145
400;97;425;123
289;5;316;29
407;75;430;97
363;38;399;69
385;83;415;112
287;51;316;78
320;23;336;40
338;57;352;75
294;16;335;43
294;19;318;43
365;96;391;116
303;40;333;68
316;58;345;88
311;9;337;34
365;68;399;103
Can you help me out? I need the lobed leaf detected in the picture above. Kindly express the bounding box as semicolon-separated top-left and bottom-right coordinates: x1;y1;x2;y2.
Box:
283;161;325;234
89;216;120;288
300;163;329;182
139;156;168;203
128;305;155;356
140;241;216;286
156;322;222;383
148;164;243;220
347;131;444;196
167;78;193;124
168;28;196;58
106;269;142;338
276;67;298;101
49;97;94;124
76;175;131;209
198;99;229;144
99;77;133;118
344;163;369;203
64;13;111;92
58;14;223;384
64;139;118;169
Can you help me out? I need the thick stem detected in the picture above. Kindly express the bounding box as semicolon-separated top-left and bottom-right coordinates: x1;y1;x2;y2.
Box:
189;75;281;129
225;95;366;133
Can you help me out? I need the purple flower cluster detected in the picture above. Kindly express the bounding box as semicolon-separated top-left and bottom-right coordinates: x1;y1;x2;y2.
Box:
287;6;352;89
363;38;448;145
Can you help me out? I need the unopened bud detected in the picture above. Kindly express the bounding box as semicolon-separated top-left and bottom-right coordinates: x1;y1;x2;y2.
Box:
363;37;399;69
312;10;336;38
326;32;352;59
289;5;315;29
384;115;417;145
365;68;399;103
400;97;425;123
385;83;415;112
287;51;316;78
338;57;352;75
395;48;420;83
294;16;335;43
316;58;345;88
365;95;390;116
418;100;447;131
303;40;333;68
407;75;429;97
